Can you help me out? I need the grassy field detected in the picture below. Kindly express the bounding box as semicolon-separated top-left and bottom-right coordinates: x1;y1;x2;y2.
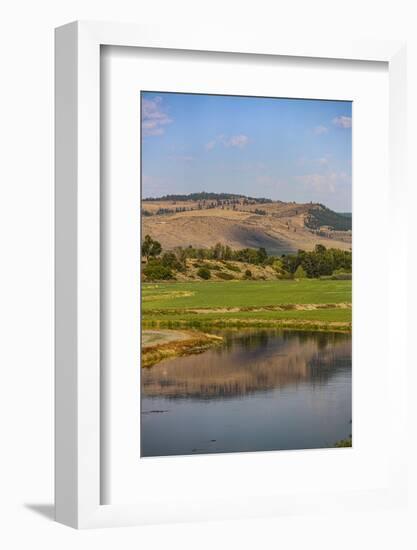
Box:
142;279;351;331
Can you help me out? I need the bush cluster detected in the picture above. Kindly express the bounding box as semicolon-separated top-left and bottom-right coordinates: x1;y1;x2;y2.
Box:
216;271;234;280
196;267;211;280
143;262;174;280
281;245;351;278
141;234;352;281
183;243;267;265
161;252;185;272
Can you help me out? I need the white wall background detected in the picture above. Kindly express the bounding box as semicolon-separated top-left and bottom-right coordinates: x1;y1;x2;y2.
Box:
0;1;416;548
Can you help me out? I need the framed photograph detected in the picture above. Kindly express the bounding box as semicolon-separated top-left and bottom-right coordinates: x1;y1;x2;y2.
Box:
139;91;353;459
55;21;408;528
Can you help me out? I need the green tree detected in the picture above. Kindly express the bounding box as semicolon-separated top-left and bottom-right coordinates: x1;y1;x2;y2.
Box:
176;247;188;270
314;244;327;254
281;254;299;274
161;251;182;271
294;265;307;279
257;247;268;264
224;245;233;260
141;234;162;261
212;242;223;260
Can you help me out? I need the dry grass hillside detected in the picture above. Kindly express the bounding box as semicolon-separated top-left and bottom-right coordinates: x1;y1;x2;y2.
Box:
142;195;351;256
167;258;280;281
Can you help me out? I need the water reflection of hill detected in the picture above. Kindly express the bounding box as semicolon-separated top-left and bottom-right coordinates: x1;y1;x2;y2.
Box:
142;330;351;400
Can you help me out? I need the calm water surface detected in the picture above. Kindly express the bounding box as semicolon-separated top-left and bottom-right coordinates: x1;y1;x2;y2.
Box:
141;329;352;457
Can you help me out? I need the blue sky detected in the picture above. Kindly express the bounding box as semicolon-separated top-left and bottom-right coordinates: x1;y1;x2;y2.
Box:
141;92;352;212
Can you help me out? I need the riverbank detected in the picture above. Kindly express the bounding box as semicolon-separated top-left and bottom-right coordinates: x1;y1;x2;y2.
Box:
142;329;223;368
143;318;351;333
334;437;352;447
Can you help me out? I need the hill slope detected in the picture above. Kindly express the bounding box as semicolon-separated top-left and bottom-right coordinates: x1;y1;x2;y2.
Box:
142;194;351;255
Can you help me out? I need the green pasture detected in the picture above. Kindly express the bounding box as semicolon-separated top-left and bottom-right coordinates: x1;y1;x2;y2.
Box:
142;279;352;330
142;279;351;309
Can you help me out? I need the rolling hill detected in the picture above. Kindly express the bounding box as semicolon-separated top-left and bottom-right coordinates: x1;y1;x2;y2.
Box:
142;193;351;256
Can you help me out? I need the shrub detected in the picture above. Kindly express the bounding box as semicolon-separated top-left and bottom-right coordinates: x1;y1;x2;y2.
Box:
244;269;252;279
197;267;211;280
294;265;307;279
333;268;352;276
203;262;221;270
222;261;241;272
161;252;183;271
216;271;234;280
331;272;352;280
143;262;174;280
276;272;293;280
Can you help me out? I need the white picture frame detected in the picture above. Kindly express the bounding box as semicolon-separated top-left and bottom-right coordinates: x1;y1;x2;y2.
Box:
55;21;407;529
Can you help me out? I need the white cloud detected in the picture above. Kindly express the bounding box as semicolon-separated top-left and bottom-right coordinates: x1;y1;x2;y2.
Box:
142;96;173;136
205;134;250;150
205;140;217;151
295;171;350;194
332;116;352;129
314;125;328;135
227;134;249;148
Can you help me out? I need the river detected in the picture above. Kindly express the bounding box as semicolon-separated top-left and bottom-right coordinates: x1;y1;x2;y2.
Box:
141;329;352;457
